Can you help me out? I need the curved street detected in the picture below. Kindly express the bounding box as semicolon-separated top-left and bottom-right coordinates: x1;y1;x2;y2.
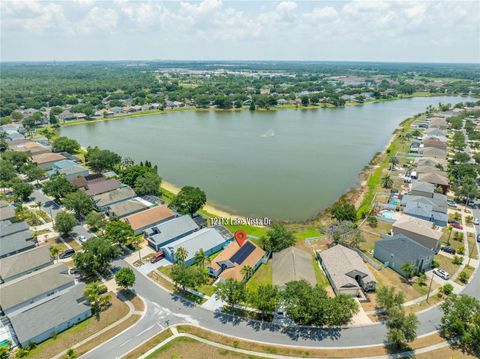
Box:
82;246;480;358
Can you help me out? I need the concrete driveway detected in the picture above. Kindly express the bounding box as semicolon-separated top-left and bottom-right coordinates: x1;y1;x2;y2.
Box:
137;258;171;275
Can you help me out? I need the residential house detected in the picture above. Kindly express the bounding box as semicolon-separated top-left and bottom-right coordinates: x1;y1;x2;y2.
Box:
420;147;447;159
58;110;75;121
9;141;50;155
414;157;447;169
416;166;443;176
404;201;448;227
423;138;447;151
82;178;122;196
392;215;442;252
31;152;67;170
48;160;89;181
319;245;376;297
70;173;105;188
145;215;199;252
5;131;24;141
418;172;449;194
0;221;35;259
208;239;265;282
425;128;447;138
0;201;15;221
93;186;136;211
428;117;448;130
162;227;231;266
272;247;316;288
106;198;150;219
0;263;74;315
374;234;434;277
9;283;91;348
0;245;52;283
410;181;435;198
121;205;176;235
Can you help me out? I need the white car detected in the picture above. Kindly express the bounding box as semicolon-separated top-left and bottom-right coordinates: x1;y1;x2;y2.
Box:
78;235;87;242
474;218;479;225
433;268;450;280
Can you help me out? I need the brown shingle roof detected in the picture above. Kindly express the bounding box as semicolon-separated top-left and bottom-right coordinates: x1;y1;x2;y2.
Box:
121;205;175;231
83;179;121;196
31;152;66;164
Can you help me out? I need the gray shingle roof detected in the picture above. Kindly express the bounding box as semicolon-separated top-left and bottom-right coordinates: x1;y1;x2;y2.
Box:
0;221;29;238
146;215;199;246
401;193;447;214
0;229;35;258
93;186;136;207
0;205;16;221
411;180;434;194
0;245;52;282
0;263;74;312
107;199;148;218
272;247;316;287
375;234;433;263
9;283;91;346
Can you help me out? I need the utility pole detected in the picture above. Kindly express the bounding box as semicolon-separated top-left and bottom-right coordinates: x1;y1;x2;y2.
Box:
426;271;435;303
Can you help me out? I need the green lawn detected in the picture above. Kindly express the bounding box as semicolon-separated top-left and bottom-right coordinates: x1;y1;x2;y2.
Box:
246;261;272;291
312;257;329;287
435;254;460;277
294;227;322;240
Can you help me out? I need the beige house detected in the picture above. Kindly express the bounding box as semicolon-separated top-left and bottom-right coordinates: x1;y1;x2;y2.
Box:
272;247;316;288
392;215;442;252
31;152;66;170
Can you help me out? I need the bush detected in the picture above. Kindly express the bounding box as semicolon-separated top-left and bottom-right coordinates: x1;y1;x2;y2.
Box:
431;259;440;268
458;271;469;284
458;246;465;255
367;216;378;228
441;283;454;296
452;255;463;265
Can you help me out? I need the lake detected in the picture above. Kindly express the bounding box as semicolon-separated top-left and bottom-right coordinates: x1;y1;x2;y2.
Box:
61;96;470;221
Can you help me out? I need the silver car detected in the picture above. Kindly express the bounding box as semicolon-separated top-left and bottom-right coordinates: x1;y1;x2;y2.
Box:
433;268;450;280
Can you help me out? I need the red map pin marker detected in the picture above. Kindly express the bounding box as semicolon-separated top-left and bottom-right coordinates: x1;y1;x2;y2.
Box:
234;230;247;247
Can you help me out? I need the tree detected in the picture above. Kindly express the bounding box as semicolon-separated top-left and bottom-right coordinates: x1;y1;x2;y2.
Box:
215;278;247;310
389;155;399;170
458;271;469;283
54;211;77;235
10;110;23;120
385;306;419;349
2;150;29;170
105;220;134;246
115;267;136;291
381;175;393;189
50;245;60;263
42;174;76;200
0;346;10;359
52;136;80;154
401;262;417;283
134;171;161;195
301;96;309;106
241;265;254;280
169;186;207;215
330;200;357;222
376;286;405;315
12;181;33;201
85;211;105;231
454;152;470;163
261;222;295;252
83;281;110;311
441;283;454;296
193;249;207;267
63;190;94;218
64;348;77;359
440;294;480;355
175;246;188;263
170;263;208;291
22;163;45;183
327;221;362;248
119;165;156;187
74;237;118;276
0;160;16;183
248;284;281;319
249;102;256;111
85;146;122;173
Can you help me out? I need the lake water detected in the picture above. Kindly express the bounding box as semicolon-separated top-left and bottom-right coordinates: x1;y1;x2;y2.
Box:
61;96;470;221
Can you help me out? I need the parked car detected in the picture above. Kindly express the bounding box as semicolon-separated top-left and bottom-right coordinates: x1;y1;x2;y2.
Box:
451;223;463;230
433;268;450;280
78;235;87;242
447;200;457;208
477;234;480;243
441;246;456;255
150;251;165;263
59;248;75;259
473;217;479;225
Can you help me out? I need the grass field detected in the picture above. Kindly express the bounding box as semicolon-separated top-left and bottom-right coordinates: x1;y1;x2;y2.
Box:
246;261;272;291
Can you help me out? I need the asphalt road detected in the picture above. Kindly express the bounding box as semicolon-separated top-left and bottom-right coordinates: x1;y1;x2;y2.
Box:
82;252;480;358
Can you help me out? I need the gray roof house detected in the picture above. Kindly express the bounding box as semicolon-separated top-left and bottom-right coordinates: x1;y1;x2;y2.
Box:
374;234;434;277
272;247;316;288
404;201;448;227
401;193;447;214
0;263;74;315
319;245;376;297
93;186;136;210
392;215;442;252
0;204;15;221
420;147;447;159
162;227;230;266
106;198;149;218
0;245;52;283
83;178;122;196
9;283;92;348
414;157;447;169
410;181;435;198
145;215;199;252
0;221;35;259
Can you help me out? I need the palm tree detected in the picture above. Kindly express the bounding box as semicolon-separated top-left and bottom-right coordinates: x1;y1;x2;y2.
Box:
194;249;208;267
381;175;393;189
50;245;59;263
175;247;188;264
401;263;417;284
241;265;254;280
389;155;399;170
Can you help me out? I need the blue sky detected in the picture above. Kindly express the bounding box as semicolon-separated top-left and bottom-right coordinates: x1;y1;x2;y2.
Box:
1;0;479;63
